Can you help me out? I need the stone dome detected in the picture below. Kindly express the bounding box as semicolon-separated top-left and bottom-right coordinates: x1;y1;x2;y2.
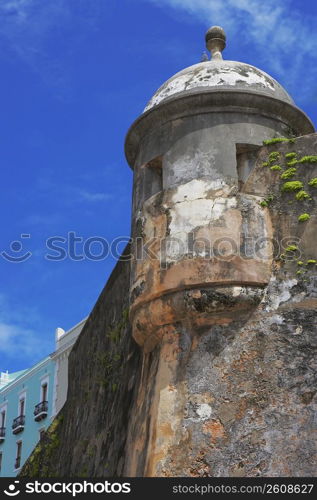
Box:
144;59;294;112
125;26;314;169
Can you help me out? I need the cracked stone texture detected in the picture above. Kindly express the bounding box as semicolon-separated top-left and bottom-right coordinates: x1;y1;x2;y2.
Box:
20;244;145;477
149;294;317;477
21;135;317;478
144;60;293;111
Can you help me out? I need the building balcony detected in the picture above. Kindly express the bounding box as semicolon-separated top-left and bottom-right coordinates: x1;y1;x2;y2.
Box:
12;415;25;434
34;401;48;421
0;426;5;442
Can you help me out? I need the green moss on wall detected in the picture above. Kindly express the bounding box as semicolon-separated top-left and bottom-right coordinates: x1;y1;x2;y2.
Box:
259;194;274;208
20;414;64;477
263;137;295;145
285;152;297;160
286;159;298;167
298;213;311;222
308;178;317;187
285;245;298;252
281;168;297;179
298;155;317;164
281;181;304;192
295;190;310;200
268;151;280;162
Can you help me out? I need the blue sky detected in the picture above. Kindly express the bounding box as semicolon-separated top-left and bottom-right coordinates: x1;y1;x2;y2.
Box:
0;0;316;372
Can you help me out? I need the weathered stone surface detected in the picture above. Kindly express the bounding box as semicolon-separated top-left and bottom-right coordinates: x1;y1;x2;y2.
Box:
140;291;317;477
127;134;317;477
21;131;317;478
144;60;294;112
20;245;143;477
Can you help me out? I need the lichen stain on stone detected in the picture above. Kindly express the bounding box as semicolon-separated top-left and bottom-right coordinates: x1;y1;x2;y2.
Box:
196;403;212;420
144;61;292;111
202;419;226;444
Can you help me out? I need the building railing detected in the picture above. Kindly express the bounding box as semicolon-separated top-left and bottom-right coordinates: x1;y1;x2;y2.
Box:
12;415;25;434
34;401;48;421
0;426;5;439
15;457;21;470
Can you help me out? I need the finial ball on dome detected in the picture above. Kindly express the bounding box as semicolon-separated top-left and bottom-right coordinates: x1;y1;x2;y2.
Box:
205;26;226;43
205;26;226;60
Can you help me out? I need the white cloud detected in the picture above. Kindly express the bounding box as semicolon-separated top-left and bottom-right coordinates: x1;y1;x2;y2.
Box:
0;0;31;18
30;174;115;208
146;0;317;101
0;0;72;89
21;189;112;231
0;322;47;361
78;190;114;203
24;214;62;226
1;0;316;102
0;294;52;366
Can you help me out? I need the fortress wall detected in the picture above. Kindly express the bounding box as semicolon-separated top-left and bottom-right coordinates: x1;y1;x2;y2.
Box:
21;135;317;477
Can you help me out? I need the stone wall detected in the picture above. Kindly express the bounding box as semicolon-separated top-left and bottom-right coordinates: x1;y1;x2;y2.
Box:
20;244;145;477
129;133;317;476
21;134;317;477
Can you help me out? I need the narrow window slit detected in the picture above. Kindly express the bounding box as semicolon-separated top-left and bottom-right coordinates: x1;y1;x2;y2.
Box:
142;156;163;202
236;144;260;190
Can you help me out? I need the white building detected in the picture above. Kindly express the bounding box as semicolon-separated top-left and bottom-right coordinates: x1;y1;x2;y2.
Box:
51;318;87;416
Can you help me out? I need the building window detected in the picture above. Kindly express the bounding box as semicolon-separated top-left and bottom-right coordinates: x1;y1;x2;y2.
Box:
15;442;22;470
0;409;5;428
41;383;48;402
145;156;163;199
236;144;260;190
39;428;46;441
34;379;49;421
0;452;2;472
0;409;6;441
12;394;26;434
19;398;25;417
136;156;163;209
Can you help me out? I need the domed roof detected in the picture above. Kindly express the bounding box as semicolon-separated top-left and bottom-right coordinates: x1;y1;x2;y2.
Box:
125;27;314;169
144;26;293;112
144;60;293;112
